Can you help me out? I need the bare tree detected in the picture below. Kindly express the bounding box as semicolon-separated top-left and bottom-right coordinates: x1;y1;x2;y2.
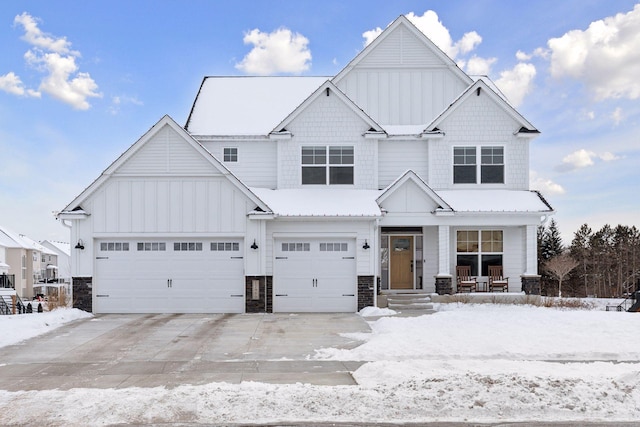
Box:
545;253;579;298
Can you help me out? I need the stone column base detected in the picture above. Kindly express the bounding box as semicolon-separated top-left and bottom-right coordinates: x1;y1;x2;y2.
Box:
245;276;273;313
72;277;93;313
521;275;541;295
358;276;375;310
435;276;453;295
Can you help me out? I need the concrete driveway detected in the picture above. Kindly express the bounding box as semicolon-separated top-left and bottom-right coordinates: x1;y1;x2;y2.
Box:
0;313;370;391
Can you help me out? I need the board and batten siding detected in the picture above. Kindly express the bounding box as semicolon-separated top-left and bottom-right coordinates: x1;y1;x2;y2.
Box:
378;140;428;189
89;177;251;234
199;139;277;189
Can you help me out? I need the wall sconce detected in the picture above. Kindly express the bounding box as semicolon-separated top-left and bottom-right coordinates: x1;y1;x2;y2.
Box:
250;239;259;250
74;239;85;250
362;240;370;250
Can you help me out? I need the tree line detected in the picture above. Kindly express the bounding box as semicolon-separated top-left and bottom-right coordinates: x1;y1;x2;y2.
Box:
538;219;640;298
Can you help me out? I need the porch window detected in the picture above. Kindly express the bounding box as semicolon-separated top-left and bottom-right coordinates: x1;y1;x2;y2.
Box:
302;146;353;185
456;230;503;276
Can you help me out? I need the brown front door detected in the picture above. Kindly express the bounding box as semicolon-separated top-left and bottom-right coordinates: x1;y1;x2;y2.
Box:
390;236;413;289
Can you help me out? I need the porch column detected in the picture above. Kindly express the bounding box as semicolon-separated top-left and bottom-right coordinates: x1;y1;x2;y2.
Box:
436;225;453;294
522;225;541;295
524;225;537;275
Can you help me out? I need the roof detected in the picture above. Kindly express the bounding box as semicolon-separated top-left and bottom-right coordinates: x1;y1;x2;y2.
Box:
185;76;329;136
249;188;382;217
40;240;71;257
0;225;56;254
438;190;553;213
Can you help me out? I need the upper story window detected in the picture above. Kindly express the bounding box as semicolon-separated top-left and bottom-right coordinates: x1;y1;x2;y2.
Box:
223;147;238;162
453;146;504;184
302;146;354;185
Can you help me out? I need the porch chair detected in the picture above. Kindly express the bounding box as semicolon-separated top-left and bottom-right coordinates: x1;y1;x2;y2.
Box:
456;265;476;293
488;265;509;292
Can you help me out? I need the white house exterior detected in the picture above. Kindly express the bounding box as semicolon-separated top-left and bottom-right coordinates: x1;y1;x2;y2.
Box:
58;16;552;314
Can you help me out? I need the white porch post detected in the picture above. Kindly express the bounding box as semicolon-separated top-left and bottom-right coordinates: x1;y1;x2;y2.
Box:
438;225;450;276
524;225;538;275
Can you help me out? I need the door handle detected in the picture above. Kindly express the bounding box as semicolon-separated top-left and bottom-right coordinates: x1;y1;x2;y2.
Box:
167;279;173;288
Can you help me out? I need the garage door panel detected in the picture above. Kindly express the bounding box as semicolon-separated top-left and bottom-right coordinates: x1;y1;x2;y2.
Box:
95;239;244;314
274;238;357;313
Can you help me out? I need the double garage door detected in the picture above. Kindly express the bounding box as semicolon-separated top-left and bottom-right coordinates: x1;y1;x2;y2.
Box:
94;239;244;313
273;238;357;312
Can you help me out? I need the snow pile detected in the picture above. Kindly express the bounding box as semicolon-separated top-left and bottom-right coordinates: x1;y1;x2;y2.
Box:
358;306;397;317
0;308;92;348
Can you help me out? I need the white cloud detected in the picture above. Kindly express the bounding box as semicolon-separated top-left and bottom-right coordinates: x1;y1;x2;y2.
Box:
611;107;623;125
465;56;496;75
362;28;383;46
8;12;101;110
599;151;621;162
516;50;532;61
108;95;143;115
547;4;640;101
236;27;311;75
555;149;621;172
0;71;40;97
530;171;565;195
495;62;536;107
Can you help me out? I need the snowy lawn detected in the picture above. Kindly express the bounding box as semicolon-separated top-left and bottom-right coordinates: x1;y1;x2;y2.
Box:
1;303;639;425
0;308;92;348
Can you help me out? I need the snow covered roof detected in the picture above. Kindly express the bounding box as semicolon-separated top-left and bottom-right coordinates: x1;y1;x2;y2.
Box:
438;190;553;213
185;76;329;136
250;188;383;217
41;240;71;257
0;225;56;254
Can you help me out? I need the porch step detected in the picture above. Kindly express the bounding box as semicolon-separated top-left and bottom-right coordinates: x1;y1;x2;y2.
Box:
386;293;435;312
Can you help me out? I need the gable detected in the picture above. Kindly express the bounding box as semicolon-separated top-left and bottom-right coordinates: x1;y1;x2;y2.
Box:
378;178;441;213
359;23;447;68
437;87;525;139
116;124;222;176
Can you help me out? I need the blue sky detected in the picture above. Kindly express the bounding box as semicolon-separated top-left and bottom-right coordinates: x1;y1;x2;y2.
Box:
1;0;639;245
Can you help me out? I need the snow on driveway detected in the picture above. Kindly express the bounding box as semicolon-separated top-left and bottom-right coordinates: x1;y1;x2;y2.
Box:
0;303;639;425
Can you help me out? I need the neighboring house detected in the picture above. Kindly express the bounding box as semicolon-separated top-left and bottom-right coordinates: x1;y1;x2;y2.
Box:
57;16;553;314
40;240;71;283
0;226;58;298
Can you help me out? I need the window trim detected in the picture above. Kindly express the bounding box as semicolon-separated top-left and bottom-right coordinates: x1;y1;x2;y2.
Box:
301;145;354;185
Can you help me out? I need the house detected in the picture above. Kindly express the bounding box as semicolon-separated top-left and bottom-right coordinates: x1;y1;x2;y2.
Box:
0;226;58;299
40;240;71;284
57;16;552;314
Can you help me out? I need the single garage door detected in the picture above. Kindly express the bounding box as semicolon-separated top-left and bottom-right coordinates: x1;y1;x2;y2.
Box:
273;238;357;312
94;239;244;313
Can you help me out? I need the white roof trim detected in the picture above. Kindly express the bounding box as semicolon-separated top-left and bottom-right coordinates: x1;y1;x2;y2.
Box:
377;170;453;211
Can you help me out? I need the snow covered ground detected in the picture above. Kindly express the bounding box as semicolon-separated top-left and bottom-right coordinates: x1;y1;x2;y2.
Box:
1;302;639;425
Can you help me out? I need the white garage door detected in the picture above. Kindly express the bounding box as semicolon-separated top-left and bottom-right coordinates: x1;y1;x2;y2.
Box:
94;239;244;313
273;238;357;312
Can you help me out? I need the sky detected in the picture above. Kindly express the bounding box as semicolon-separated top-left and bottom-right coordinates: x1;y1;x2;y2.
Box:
0;0;639;245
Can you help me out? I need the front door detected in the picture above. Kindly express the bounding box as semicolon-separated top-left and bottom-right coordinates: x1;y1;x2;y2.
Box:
390;236;413;289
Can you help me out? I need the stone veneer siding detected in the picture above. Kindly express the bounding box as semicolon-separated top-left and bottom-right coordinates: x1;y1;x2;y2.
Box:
521;275;541;295
358;276;375;310
245;276;273;313
435;276;453;295
72;276;93;313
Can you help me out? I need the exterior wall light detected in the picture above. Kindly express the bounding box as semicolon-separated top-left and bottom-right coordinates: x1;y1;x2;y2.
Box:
74;239;85;250
250;239;259;250
363;240;370;250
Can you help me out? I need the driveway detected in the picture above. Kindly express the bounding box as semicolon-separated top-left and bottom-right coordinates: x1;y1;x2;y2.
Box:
0;313;370;391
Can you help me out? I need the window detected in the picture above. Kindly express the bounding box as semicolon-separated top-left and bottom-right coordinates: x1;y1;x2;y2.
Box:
302;146;353;185
454;146;504;184
281;242;311;252
223;147;237;162
456;230;503;276
174;242;202;251
211;242;240;251
319;242;348;252
137;242;166;251
21;254;26;280
100;242;130;251
480;146;504;183
453;147;476;183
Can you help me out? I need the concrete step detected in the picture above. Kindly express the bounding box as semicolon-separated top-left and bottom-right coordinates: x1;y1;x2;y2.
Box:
388;301;434;311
